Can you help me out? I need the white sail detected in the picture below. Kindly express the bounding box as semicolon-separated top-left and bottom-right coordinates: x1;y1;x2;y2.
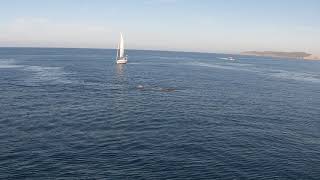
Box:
119;33;124;58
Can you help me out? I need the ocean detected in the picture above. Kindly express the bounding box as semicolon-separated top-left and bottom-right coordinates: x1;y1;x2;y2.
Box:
0;47;319;179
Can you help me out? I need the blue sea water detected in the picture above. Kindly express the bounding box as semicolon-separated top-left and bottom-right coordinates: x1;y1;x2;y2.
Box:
0;47;319;179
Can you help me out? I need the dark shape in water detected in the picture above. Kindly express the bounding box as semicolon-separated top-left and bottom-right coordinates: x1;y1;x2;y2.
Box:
159;87;176;92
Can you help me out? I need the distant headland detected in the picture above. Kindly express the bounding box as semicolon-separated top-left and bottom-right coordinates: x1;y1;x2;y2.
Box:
242;51;319;60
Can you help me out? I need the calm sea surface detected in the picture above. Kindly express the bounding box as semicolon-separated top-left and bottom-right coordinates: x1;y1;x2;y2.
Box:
0;48;320;179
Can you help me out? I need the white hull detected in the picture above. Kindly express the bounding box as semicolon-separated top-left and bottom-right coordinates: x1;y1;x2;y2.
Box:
116;58;128;64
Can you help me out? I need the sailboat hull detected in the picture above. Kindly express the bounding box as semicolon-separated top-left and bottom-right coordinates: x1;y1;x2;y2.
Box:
116;58;128;64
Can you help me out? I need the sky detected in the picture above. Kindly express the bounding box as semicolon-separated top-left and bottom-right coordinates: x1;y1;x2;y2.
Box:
0;0;319;54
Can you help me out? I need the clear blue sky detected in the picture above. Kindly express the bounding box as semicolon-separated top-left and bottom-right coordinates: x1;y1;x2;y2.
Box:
0;0;319;54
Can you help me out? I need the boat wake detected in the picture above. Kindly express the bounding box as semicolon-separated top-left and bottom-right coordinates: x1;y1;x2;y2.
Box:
187;62;259;73
186;61;320;83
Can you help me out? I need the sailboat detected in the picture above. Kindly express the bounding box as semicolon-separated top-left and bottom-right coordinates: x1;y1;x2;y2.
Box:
116;33;128;64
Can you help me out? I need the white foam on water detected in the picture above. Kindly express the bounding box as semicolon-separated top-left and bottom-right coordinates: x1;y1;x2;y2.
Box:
270;70;320;83
23;65;73;84
1;58;73;84
0;59;23;68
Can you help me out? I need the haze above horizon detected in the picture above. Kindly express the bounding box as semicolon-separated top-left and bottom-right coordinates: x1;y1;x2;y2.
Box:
0;0;319;55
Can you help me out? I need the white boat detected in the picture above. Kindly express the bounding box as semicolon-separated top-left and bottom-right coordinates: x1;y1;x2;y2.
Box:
116;33;128;64
218;57;236;61
228;57;236;61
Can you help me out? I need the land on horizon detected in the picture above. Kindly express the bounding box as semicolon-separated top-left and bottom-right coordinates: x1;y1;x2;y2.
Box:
242;51;320;61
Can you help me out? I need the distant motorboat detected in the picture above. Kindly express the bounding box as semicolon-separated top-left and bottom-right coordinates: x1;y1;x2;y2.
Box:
218;57;236;61
116;33;128;64
228;57;236;61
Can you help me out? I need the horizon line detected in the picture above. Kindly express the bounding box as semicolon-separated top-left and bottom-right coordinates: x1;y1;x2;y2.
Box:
0;46;316;57
0;46;241;55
